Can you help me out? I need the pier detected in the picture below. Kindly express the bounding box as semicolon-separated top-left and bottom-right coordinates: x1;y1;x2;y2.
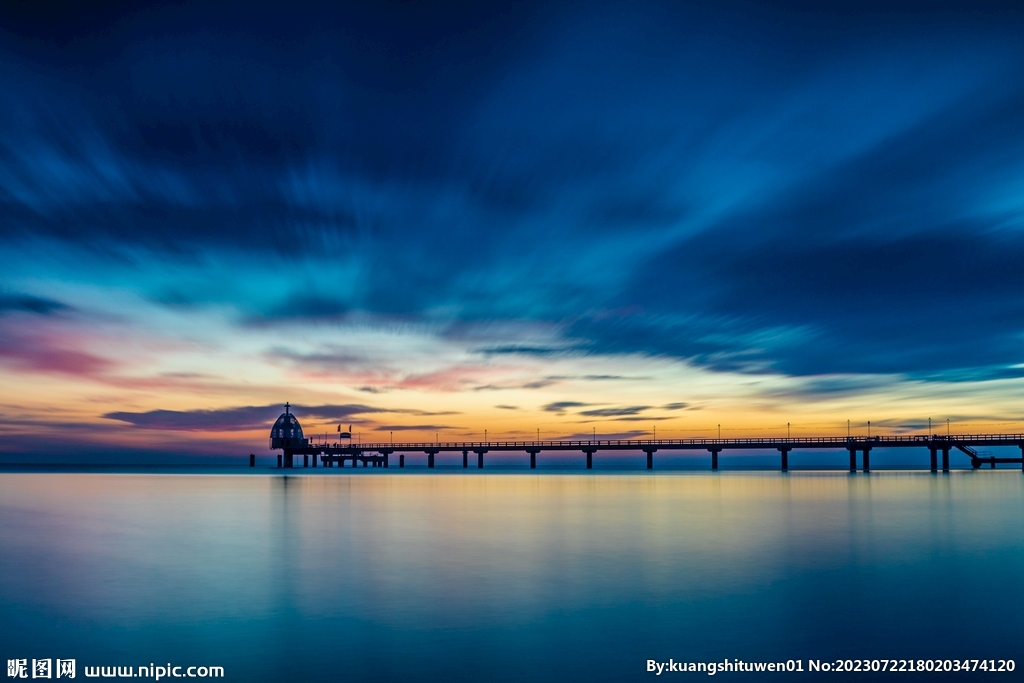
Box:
281;436;1024;471
265;406;1024;472
264;405;1024;471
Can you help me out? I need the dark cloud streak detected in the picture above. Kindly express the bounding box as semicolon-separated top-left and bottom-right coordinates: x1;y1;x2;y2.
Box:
4;2;1024;381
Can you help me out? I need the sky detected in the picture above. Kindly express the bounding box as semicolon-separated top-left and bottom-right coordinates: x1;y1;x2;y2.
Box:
3;1;1024;461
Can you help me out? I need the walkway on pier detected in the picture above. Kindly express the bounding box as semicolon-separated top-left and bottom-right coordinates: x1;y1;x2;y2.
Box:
268;433;1024;472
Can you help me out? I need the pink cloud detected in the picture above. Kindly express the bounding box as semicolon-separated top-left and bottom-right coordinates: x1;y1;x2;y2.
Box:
0;333;115;377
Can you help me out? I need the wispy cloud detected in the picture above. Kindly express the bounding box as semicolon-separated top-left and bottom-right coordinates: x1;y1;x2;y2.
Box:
542;401;591;414
578;406;650;417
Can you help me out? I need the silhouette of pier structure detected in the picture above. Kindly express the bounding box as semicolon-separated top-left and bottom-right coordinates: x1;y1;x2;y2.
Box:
264;405;1024;472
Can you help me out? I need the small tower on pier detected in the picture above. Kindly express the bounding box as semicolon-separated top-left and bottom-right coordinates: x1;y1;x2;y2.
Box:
270;402;307;467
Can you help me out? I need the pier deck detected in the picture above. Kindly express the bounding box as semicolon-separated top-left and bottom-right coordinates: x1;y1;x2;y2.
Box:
268;433;1024;471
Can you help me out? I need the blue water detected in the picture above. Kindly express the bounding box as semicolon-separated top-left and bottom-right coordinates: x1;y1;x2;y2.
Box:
1;471;1022;681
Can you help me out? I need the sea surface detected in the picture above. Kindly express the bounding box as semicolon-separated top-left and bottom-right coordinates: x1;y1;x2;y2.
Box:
1;470;1022;681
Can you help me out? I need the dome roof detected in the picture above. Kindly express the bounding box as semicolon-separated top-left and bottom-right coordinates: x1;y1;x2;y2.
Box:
271;411;304;441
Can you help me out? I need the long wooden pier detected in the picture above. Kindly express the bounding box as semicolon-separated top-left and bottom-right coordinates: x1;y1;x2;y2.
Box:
267;433;1024;472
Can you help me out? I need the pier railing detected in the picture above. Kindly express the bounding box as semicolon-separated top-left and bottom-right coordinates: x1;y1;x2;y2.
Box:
312;433;1024;450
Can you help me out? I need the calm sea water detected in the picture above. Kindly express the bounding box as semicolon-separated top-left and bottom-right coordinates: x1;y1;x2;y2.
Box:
1;471;1022;681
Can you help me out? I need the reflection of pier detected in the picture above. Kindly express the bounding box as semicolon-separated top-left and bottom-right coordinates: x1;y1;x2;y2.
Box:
264;406;1024;472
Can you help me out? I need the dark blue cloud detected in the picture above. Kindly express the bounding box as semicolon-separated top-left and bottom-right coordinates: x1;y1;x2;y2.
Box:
4;1;1024;381
0;294;69;315
103;404;386;431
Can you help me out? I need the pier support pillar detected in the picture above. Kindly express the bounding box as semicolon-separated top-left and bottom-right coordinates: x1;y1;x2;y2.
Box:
529;450;537;469
427;452;435;468
862;449;870;473
476;450;485;468
384;454;389;468
363;460;368;468
400;454;405;468
463;450;468;468
249;453;255;468
930;447;937;472
942;448;950;473
710;448;720;470
645;449;656;470
584;450;594;469
312;453;317;467
1020;445;1024;471
277;454;282;468
304;454;309;468
778;448;789;471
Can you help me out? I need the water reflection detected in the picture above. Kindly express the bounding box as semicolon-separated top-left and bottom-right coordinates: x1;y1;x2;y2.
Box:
1;473;1022;681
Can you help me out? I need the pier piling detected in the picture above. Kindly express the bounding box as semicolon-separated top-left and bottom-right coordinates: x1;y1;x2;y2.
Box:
779;447;789;471
709;448;720;470
645;448;656;470
249;453;255;468
862;449;870;473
